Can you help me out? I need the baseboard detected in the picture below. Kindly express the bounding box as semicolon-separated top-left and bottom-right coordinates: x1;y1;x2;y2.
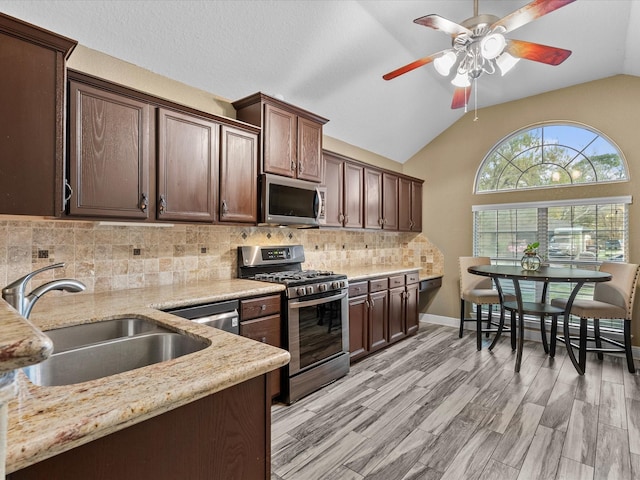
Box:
420;313;640;360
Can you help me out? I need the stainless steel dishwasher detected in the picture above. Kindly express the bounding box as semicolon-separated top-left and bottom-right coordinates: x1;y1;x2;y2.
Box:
165;299;240;334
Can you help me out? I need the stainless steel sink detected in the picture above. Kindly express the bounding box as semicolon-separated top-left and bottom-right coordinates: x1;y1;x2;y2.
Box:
46;317;169;353
24;319;209;386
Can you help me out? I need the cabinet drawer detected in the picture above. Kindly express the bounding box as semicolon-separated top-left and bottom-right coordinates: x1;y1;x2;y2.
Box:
369;278;388;293
349;281;368;298
388;275;405;288
240;314;281;347
241;295;281;320
406;271;420;285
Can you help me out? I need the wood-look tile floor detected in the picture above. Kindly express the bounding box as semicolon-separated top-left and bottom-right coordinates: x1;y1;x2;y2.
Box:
271;322;640;480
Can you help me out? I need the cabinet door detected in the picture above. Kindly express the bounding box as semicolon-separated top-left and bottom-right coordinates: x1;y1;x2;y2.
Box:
219;125;258;223
411;181;423;232
368;290;389;353
343;162;364;228
240;314;282;399
382;173;399;231
157;108;218;222
322;153;344;227
68;82;150;218
348;296;368;361
364;168;383;230
0;21;75;216
388;286;406;344
398;177;412;232
296;117;323;182
263;103;296;177
405;282;420;335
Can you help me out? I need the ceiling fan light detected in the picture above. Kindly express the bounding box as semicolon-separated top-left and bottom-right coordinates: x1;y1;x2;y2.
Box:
480;33;506;60
434;51;457;76
496;52;520;76
451;72;471;88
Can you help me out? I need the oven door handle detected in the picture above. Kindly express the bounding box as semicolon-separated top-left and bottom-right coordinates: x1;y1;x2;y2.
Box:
288;290;347;309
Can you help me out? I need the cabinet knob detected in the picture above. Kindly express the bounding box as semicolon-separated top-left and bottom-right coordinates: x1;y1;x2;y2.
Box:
260;337;267;343
158;194;167;214
140;193;148;212
261;304;266;311
222;200;228;216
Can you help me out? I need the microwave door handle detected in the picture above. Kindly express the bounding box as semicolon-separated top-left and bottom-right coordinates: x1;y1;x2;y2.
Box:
314;187;322;221
289;290;347;309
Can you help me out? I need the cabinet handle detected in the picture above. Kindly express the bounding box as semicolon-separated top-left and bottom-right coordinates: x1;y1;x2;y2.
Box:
140;193;148;212
409;219;414;230
63;179;73;211
222;200;229;217
261;304;266;311
158;194;167;214
370;299;375;309
378;218;384;226
291;160;296;172
344;215;349;224
339;213;345;223
298;161;303;173
260;337;267;343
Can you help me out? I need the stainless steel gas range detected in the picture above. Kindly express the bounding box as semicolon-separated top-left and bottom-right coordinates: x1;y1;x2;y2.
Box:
238;245;349;404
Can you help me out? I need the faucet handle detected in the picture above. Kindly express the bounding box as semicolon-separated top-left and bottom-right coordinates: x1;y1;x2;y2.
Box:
2;262;66;293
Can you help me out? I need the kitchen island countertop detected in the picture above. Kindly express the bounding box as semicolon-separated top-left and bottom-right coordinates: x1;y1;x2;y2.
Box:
3;278;289;474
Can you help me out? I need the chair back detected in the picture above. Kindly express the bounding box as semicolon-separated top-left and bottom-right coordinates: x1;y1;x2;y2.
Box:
459;256;492;297
595;262;640;319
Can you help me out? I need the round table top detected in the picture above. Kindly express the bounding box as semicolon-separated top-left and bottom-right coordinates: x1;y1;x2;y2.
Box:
468;264;612;283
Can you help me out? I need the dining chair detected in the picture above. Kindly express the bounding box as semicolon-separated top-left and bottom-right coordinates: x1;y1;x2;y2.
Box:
459;256;516;351
550;261;640;373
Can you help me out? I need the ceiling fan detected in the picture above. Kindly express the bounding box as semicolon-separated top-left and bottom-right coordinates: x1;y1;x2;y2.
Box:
383;0;576;110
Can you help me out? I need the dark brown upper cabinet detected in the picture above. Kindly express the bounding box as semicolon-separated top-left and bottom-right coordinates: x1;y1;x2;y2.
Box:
157;108;218;223
232;92;328;183
382;173;399;231
68;81;151;219
322;151;363;228
364;168;383;229
399;177;423;232
219;125;258;223
0;13;76;217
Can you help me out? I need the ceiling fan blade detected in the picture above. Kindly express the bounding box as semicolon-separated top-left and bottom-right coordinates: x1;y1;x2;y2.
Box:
491;0;577;34
382;50;448;81
451;86;471;110
414;14;472;37
506;39;571;65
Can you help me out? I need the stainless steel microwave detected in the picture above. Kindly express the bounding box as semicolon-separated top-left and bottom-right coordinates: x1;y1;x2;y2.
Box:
259;174;325;227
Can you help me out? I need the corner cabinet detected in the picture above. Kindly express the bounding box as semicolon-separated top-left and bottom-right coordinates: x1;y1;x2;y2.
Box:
65;72;259;224
0;13;77;217
233;92;328;183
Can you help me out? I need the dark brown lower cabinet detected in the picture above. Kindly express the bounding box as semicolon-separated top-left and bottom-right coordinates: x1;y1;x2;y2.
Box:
8;375;271;480
388;285;407;343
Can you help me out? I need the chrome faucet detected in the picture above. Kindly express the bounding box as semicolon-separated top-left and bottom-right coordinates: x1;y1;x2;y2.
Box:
1;263;86;318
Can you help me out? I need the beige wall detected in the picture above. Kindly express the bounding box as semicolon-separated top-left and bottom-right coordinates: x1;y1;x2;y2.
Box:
403;75;640;334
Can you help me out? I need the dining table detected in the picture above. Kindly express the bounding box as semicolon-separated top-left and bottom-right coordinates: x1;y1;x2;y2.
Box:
467;264;612;374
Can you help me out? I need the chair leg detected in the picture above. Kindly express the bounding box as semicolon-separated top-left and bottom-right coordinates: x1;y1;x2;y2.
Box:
540;314;549;354
459;298;465;338
510;310;517;351
594;318;603;360
486;304;492;338
489;306;506;351
579;317;588;373
624;319;636;374
476;304;482;351
549;314;558;358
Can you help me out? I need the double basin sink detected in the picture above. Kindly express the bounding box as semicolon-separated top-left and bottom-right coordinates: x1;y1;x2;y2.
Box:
24;318;209;387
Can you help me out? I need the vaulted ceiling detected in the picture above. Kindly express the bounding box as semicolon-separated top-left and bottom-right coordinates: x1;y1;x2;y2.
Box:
2;0;639;163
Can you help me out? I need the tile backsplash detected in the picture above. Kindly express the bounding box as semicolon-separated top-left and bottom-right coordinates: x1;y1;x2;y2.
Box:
0;218;443;293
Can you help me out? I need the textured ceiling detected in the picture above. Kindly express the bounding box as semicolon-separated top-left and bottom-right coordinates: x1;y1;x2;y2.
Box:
1;0;639;163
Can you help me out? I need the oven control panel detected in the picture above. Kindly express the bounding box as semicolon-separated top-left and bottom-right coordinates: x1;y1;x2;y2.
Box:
288;280;348;299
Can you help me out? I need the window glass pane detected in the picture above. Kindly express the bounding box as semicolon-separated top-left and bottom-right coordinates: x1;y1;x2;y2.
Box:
476;123;628;193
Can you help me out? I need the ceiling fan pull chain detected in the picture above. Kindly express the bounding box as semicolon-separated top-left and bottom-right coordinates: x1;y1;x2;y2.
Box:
473;77;479;121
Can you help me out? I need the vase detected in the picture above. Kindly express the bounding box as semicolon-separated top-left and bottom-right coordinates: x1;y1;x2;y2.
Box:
521;252;542;271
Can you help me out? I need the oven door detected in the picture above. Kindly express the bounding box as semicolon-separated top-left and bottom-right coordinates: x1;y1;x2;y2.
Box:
287;289;349;375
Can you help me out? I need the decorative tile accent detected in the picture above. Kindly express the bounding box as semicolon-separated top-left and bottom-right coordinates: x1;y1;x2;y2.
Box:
0;218;443;293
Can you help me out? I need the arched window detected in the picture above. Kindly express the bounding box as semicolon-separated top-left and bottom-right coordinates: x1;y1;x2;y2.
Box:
475;123;628;193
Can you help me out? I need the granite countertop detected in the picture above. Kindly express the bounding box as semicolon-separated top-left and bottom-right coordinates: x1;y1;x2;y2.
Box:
0;303;52;373
342;265;442;282
3;278;290;474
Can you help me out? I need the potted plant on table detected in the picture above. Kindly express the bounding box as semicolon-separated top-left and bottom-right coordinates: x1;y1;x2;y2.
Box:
521;242;542;271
